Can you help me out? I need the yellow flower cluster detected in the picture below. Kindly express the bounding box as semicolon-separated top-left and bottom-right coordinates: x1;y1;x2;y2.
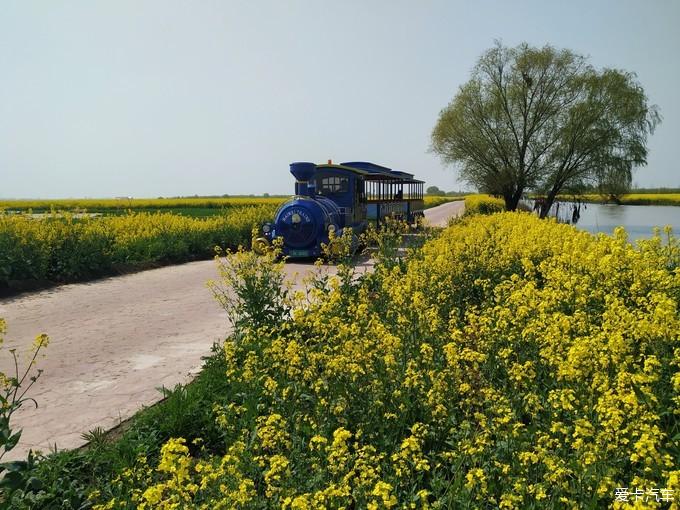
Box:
93;212;680;509
462;194;505;216
0;205;275;284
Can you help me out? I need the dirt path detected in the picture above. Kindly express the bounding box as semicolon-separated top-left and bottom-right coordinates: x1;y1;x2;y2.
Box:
0;200;463;459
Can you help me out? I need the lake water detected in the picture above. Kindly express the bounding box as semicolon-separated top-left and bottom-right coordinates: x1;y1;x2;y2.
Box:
543;202;680;241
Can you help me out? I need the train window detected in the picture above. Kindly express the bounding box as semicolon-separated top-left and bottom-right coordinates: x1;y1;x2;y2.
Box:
319;176;349;194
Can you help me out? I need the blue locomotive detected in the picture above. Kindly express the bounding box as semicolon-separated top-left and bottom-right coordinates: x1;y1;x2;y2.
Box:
253;160;425;258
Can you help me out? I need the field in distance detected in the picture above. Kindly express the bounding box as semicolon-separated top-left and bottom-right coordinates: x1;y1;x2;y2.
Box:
0;195;464;292
0;196;287;217
0;195;464;216
578;193;680;206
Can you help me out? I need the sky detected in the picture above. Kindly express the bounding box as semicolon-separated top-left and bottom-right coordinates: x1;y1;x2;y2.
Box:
1;0;679;198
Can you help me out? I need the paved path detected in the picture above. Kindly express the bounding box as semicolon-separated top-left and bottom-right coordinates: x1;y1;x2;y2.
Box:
0;200;463;459
423;199;465;227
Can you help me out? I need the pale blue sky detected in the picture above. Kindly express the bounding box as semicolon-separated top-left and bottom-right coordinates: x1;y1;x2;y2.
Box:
1;0;678;198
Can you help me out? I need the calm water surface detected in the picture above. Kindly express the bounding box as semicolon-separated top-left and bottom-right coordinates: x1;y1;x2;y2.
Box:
550;202;680;241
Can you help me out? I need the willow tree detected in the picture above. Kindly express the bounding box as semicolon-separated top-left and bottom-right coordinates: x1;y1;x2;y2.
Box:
431;42;660;216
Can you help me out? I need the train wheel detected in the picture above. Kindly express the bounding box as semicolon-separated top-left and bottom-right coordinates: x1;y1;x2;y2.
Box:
252;237;271;255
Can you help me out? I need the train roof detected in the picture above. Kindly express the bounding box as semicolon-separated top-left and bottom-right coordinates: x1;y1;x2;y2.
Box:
315;161;423;183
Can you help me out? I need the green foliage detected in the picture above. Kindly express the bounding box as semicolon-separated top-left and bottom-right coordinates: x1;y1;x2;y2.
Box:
208;242;289;335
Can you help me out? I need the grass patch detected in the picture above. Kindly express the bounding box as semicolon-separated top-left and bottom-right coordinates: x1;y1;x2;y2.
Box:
21;345;230;509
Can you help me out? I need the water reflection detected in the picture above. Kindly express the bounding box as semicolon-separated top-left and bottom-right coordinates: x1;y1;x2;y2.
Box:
526;200;679;241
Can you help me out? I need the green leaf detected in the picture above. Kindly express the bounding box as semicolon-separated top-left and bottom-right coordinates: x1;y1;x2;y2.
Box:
4;430;22;451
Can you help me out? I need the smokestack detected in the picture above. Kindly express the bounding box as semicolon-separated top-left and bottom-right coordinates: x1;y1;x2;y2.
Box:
290;162;316;197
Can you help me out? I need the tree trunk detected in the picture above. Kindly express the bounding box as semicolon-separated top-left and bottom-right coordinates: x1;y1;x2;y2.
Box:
503;194;512;211
503;188;523;211
539;190;558;218
511;188;523;211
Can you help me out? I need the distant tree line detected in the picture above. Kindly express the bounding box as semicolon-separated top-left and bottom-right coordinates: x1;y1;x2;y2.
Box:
425;186;470;196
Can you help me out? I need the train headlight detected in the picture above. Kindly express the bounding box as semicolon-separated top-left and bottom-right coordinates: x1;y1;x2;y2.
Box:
262;223;271;234
328;224;337;234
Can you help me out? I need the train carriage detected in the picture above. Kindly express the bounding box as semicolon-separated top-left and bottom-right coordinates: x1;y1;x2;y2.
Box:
253;160;424;258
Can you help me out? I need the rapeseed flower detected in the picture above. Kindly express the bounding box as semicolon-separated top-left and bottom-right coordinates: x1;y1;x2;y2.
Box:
91;212;680;509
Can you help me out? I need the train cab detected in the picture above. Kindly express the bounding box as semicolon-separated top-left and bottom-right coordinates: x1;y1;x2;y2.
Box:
313;163;368;231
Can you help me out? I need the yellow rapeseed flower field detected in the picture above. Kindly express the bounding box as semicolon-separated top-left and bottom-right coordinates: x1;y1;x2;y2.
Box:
1;195;468;213
0;196;285;212
581;194;680;206
0;205;276;286
87;213;680;508
1;196;455;290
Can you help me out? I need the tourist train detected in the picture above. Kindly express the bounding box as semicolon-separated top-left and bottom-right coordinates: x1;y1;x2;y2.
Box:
253;161;424;258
